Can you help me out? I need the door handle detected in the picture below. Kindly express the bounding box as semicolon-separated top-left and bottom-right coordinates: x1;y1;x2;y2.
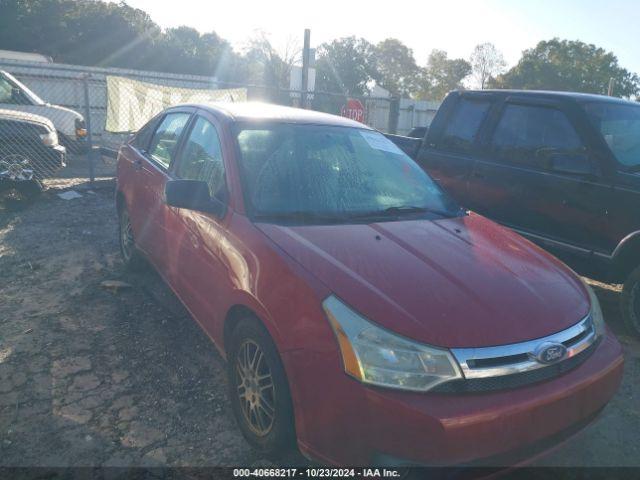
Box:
472;171;485;179
133;159;143;171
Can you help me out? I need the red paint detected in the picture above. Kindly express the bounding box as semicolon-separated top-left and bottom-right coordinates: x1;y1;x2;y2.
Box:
116;103;623;466
341;98;365;123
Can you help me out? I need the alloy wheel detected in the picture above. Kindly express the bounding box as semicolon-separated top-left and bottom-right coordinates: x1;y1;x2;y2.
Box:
235;339;276;436
120;211;135;262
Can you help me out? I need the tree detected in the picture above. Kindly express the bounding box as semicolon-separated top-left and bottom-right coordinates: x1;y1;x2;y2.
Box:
494;38;640;97
0;0;245;80
417;50;471;100
241;32;299;91
315;36;375;95
470;42;506;89
371;38;420;96
0;0;159;66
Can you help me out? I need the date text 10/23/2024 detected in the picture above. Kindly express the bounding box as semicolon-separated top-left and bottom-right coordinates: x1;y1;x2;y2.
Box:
233;469;403;478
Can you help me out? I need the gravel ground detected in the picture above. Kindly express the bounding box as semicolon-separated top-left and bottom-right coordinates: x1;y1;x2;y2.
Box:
0;163;639;470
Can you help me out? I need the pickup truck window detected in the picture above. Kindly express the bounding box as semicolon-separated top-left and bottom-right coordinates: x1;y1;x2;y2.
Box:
439;98;491;154
584;102;640;169
490;104;585;168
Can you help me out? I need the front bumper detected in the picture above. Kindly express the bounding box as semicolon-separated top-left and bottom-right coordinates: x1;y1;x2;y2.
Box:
286;330;623;466
32;144;66;179
0;144;66;182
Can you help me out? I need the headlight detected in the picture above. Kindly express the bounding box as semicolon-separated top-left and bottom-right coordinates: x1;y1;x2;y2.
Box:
584;282;606;337
323;295;462;392
40;131;58;146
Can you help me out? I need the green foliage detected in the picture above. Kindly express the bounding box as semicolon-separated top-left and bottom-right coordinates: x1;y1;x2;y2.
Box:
370;38;420;96
315;36;375;96
0;0;158;67
494;38;639;97
0;0;245;82
416;50;471;100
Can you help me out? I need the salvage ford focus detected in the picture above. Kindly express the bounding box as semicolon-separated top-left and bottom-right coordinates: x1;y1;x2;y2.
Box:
115;102;623;466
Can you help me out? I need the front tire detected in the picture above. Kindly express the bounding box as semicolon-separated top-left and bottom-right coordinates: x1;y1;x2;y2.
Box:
621;265;640;337
17;179;43;200
118;207;146;270
227;317;295;455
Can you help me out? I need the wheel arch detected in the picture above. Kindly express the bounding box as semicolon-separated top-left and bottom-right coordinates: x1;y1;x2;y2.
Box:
611;231;640;282
115;189;126;215
223;304;274;358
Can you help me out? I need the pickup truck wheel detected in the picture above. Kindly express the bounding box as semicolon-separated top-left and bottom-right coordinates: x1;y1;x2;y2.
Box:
621;265;640;337
227;317;295;455
118;208;146;271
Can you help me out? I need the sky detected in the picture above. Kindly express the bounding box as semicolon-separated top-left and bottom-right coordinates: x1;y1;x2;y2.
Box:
111;0;640;74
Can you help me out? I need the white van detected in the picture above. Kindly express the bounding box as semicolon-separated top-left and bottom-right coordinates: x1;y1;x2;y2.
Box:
0;70;86;152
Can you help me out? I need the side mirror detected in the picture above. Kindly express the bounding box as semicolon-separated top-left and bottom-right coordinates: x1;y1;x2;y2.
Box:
548;152;594;177
165;179;226;217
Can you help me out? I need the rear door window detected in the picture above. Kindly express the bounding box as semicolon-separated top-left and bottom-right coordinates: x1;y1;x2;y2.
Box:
438;98;491;154
490;104;585;168
148;112;191;169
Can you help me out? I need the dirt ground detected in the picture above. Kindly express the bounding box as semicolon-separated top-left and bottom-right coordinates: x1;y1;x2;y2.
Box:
0;156;639;470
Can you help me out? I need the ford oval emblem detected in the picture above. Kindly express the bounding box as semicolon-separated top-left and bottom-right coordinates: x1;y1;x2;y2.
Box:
532;342;567;364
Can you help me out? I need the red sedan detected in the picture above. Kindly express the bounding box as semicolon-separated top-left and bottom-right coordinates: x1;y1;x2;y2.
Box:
115;102;623;466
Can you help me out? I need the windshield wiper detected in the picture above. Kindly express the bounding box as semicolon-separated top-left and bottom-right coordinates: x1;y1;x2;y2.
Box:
349;205;461;220
383;205;431;215
253;211;348;224
253;205;467;225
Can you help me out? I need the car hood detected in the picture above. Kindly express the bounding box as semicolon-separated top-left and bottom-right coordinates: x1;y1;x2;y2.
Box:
257;214;590;348
0;108;54;130
43;103;83;121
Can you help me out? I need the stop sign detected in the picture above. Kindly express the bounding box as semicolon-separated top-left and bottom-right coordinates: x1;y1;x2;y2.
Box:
340;99;365;123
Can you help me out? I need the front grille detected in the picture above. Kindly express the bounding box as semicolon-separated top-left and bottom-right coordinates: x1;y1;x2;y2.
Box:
433;338;599;393
435;314;599;394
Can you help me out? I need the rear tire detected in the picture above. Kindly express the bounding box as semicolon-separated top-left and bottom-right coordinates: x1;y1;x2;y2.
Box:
118;207;146;271
621;265;640;337
227;316;295;456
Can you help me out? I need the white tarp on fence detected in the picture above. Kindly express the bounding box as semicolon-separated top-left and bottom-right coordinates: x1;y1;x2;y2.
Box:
105;75;247;132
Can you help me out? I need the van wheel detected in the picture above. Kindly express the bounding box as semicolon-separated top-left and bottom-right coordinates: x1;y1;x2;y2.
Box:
621;265;640;337
227;316;295;455
118;208;146;270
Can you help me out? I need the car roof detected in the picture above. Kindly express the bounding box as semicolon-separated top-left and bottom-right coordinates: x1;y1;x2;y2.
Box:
458;89;638;106
178;101;373;129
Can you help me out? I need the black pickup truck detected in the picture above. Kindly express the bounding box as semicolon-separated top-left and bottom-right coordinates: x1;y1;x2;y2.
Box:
388;89;640;336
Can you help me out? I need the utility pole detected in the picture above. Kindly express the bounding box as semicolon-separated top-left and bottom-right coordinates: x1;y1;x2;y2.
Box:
82;73;95;185
301;29;311;109
608;77;616;97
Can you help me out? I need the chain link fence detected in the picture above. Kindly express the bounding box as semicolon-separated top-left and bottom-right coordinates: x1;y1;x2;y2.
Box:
0;58;439;195
0;66;86;198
